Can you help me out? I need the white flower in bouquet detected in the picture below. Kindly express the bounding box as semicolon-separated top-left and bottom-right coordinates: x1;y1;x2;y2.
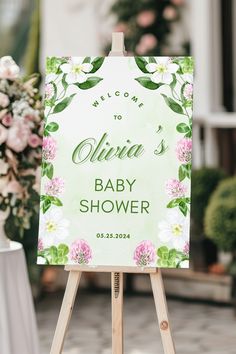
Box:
61;58;93;84
0;92;10;108
6;120;30;153
0;56;20;80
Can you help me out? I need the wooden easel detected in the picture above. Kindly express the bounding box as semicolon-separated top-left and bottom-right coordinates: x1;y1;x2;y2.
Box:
50;33;176;354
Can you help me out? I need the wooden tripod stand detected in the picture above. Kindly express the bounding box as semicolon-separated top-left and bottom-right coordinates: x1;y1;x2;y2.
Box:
49;33;176;354
50;266;176;354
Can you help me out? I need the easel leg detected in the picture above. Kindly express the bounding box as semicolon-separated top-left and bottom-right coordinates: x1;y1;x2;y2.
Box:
111;272;124;354
50;271;82;354
150;271;176;354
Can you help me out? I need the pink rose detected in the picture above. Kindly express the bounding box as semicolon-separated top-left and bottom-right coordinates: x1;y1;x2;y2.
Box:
28;134;42;148
0;124;8;144
0;56;20;80
6;120;30;152
4;180;23;196
0;92;10;108
2;114;13;127
137;10;156;28
134;240;156;266
136;34;158;55
163;6;177;21
175;138;192;164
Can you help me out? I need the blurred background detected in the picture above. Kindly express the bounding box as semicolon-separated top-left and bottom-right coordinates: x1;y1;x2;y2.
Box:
0;0;236;353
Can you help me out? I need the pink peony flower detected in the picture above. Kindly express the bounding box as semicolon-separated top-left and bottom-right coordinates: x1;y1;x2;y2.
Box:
70;239;92;264
137;10;156;28
45;83;55;100
28;134;42;148
0;124;8;144
175;138;192;164
183;241;189;255
0;92;10;108
2;114;13;127
163;6;178;20
134;240;155;266
183;83;193;100
165;178;187;198
6;120;30;152
42;136;57;161
136;34;158;55
38;238;44;251
4;179;23;196
0;56;20;80
45;177;65;197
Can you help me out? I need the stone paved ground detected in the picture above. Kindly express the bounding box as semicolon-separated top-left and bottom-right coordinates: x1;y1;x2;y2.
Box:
36;291;236;354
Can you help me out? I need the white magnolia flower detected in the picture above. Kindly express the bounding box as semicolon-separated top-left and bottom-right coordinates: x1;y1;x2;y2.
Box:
0;56;20;80
146;57;178;84
39;208;69;247
158;209;189;250
61;58;93;84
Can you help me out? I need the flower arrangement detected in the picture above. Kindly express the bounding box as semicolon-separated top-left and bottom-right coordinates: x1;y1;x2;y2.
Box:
0;56;43;237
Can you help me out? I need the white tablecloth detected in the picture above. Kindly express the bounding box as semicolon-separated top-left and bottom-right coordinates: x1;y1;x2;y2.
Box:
0;241;39;354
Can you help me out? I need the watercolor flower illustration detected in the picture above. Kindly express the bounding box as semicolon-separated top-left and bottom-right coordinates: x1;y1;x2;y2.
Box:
175;138;192;164
145;57;178;84
42;136;57;161
183;83;193;101
165;178;187;199
158;210;189;250
61;58;93;84
133;240;156;266
70;239;92;265
45;177;65;197
45;83;55;100
39;208;69;247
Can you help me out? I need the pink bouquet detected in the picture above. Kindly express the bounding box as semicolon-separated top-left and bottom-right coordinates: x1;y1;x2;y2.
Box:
0;56;43;236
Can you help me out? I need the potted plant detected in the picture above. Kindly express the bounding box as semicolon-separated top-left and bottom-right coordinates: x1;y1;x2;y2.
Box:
204;176;236;308
191;167;226;271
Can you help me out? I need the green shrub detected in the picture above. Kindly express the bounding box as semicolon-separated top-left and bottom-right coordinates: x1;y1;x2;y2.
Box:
204;177;236;252
191;168;227;235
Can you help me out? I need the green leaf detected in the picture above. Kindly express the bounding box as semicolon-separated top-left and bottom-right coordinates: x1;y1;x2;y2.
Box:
46;163;53;179
135;77;163;90
51;197;63;207
179;201;188;216
161;94;184;114
157;246;169;258
149;57;156;63
58;244;69;256
135;57;149;73
176;123;190;133
90;57;105;73
185;130;192;138
53;94;76;113
170;74;177;89
75;77;103;90
167;198;181;208
41;162;48;177
62;74;68;90
42;198;51;213
46;122;59;132
179;165;186;181
83;57;91;64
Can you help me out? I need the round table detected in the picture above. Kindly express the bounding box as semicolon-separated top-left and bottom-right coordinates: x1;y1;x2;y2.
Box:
0;241;40;354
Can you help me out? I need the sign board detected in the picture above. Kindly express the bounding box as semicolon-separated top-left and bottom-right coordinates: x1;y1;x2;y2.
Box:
37;56;193;268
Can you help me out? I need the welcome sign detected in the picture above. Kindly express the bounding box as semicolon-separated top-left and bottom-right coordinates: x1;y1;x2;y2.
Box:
37;56;193;268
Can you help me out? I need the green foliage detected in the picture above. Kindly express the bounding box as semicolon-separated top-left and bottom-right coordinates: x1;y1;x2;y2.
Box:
53;94;76;113
205;177;236;252
106;0;188;55
161;94;184;115
157;246;188;268
38;244;69;264
135;77;163;90
191;168;227;235
167;197;190;217
74;77;103;90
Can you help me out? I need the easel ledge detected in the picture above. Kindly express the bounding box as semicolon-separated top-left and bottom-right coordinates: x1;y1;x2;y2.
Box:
50;33;176;354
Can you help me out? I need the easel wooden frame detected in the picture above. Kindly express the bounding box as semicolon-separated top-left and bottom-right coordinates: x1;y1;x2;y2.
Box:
50;33;176;354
